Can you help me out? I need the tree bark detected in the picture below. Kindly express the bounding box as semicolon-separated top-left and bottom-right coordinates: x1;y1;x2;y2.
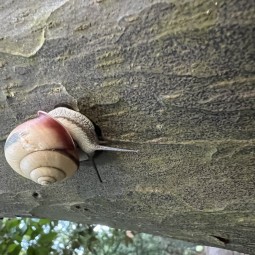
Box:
0;0;254;254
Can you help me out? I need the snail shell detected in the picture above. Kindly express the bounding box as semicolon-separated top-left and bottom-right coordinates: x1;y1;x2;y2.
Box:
4;111;79;185
4;107;137;185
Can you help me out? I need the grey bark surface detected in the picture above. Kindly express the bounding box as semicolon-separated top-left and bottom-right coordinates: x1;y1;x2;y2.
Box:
0;0;254;253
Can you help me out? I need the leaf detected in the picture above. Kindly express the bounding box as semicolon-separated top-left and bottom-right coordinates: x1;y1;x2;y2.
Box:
71;240;80;249
50;220;59;228
27;246;36;255
14;235;23;243
7;243;17;252
30;228;40;240
9;245;22;255
37;247;52;255
78;236;87;244
24;226;32;235
20;224;28;235
5;219;20;231
38;232;57;245
78;231;86;236
87;236;99;251
38;219;51;225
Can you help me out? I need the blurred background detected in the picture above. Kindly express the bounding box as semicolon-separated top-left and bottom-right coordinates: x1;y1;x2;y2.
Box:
0;218;247;255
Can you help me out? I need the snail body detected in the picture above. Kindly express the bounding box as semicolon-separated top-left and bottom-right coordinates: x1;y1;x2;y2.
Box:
4;107;136;185
48;107;135;155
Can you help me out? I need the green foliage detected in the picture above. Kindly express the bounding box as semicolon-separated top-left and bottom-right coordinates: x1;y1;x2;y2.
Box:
0;218;58;255
0;218;201;255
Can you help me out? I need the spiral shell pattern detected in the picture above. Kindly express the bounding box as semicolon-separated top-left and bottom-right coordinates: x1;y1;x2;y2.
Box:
4;111;79;185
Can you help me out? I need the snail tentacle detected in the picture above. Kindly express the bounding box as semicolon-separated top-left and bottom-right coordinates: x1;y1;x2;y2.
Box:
90;156;103;183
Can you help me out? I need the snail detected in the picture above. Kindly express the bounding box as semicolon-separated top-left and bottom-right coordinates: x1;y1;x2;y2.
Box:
4;107;137;185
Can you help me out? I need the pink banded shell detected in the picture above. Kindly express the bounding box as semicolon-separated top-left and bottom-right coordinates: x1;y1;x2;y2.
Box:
4;111;79;185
